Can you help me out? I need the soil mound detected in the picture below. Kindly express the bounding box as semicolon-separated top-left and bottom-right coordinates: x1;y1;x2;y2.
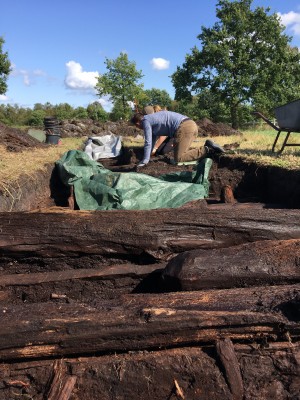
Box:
60;119;139;138
0;118;241;147
196;118;242;137
0;122;46;152
59;118;242;138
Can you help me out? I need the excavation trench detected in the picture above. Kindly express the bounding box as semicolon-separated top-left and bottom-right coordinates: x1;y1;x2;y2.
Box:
0;150;300;400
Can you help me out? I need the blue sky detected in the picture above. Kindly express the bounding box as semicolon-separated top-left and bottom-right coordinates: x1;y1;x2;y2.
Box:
1;0;300;111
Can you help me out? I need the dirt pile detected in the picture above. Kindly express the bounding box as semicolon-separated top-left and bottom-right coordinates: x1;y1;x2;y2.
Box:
0;118;241;149
196;117;242;136
59;118;241;138
60;119;139;138
0;122;46;152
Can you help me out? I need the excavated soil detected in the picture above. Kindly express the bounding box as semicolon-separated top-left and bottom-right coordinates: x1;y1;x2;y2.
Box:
58;117;242;138
0;122;300;400
0;122;46;152
0;117;286;209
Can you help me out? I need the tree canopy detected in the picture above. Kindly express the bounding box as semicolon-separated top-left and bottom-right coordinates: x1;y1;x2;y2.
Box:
171;0;300;128
142;88;172;109
0;37;11;95
95;52;144;119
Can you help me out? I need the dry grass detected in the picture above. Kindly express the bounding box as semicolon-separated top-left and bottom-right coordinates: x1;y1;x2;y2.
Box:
216;130;300;169
0;137;87;185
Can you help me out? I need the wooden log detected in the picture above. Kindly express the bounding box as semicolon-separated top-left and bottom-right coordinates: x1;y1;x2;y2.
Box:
0;343;299;400
162;239;300;290
0;347;233;400
0;284;299;360
0;263;164;286
47;360;77;400
216;338;243;400
0;205;300;259
119;283;300;318
0;263;166;306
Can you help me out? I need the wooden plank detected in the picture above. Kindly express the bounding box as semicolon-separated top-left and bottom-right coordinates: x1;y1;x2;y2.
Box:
0;206;300;259
47;360;77;400
0;264;164;286
119;283;300;313
0;284;299;360
216;338;244;400
0;343;298;400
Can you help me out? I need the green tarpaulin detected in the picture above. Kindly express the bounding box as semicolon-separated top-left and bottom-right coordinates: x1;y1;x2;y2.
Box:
55;150;212;210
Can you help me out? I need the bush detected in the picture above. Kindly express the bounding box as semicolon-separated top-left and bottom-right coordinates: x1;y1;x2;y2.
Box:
27;110;46;127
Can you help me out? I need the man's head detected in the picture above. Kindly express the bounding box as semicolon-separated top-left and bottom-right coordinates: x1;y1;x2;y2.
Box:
130;113;144;129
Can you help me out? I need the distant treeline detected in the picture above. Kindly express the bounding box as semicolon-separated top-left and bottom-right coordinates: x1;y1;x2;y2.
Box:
0;102;111;127
0;98;260;129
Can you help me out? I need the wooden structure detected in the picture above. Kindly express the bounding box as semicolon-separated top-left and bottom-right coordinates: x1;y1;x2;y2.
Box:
0;204;299;399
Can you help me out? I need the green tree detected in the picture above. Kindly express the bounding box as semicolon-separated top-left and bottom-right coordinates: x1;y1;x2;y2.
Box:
109;99;132;121
195;89;231;122
143;88;173;109
33;102;56;119
53;103;74;120
171;0;300;128
169;97;202;120
15;105;32;126
95;52;144;119
28;109;46;127
73;106;89;119
0;37;11;95
133;89;150;112
0;104;28;126
87;101;108;121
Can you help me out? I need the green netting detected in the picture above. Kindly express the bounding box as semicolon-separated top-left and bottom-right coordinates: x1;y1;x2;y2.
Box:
55;150;212;210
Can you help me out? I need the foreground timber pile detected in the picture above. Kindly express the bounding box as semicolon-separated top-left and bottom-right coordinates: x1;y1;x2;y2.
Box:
0;121;299;399
0;203;300;399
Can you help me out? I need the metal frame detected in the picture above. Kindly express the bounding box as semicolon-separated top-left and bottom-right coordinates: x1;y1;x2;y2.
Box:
253;111;300;153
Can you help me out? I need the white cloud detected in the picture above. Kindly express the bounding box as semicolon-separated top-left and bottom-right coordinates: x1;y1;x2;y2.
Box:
10;64;48;86
278;11;300;35
0;94;9;101
64;61;99;92
150;58;170;70
33;69;47;77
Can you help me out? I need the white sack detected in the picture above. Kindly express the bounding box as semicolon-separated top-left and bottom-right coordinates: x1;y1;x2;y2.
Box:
84;133;122;160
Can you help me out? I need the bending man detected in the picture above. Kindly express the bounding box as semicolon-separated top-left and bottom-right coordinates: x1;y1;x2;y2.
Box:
130;110;225;168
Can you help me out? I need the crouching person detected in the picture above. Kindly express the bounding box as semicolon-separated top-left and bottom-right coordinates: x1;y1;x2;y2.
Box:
130;110;225;168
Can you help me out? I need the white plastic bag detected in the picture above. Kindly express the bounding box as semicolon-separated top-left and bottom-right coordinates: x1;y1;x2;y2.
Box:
84;133;122;160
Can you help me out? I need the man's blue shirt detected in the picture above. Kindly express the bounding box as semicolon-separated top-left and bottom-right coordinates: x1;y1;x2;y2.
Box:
141;111;188;163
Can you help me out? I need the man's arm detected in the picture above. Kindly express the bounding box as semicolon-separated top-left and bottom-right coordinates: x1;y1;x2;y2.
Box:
151;136;168;155
140;120;153;164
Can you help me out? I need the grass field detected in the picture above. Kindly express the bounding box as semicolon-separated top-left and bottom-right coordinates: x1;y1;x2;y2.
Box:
206;129;300;169
0;129;300;191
